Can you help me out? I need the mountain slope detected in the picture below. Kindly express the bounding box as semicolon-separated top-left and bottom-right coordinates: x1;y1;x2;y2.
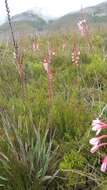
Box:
0;1;107;40
0;11;48;40
47;1;107;32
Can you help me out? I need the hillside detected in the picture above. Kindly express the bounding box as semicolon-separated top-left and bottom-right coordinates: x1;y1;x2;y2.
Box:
0;1;107;39
0;11;47;40
47;1;107;32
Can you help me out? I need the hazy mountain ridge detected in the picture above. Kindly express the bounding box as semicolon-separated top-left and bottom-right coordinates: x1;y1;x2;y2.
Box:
47;1;107;32
0;11;49;40
0;1;107;39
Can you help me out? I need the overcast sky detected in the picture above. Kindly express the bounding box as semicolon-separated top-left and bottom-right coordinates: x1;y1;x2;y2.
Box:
0;0;106;22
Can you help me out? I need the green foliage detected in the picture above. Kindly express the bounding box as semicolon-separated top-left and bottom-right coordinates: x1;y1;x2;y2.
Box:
60;151;87;170
0;113;59;190
0;33;107;190
60;151;87;187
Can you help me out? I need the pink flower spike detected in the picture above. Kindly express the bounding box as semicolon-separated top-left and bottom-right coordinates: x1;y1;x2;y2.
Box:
36;43;39;50
43;58;49;73
101;156;107;172
77;19;89;37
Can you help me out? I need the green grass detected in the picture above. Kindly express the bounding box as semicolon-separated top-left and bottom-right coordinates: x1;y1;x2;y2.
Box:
0;33;107;189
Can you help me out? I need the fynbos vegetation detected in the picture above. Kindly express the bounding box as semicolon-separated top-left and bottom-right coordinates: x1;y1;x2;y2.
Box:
0;0;107;190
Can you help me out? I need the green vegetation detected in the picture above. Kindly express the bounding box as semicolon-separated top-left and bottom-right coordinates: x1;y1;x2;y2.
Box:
0;33;107;190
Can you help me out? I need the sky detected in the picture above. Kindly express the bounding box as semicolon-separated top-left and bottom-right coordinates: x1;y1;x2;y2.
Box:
0;0;106;23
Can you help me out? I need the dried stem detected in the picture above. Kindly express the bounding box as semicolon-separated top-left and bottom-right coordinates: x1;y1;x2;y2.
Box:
5;0;18;54
47;42;53;103
5;0;25;89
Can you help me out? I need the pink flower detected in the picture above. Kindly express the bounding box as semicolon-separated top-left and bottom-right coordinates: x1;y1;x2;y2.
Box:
51;49;56;56
89;135;107;146
90;145;99;153
43;57;53;80
90;118;107;172
92;119;107;135
72;44;80;66
32;42;39;52
89;138;100;146
77;19;89;37
43;57;49;73
90;142;107;154
36;43;39;50
101;156;107;172
32;42;36;51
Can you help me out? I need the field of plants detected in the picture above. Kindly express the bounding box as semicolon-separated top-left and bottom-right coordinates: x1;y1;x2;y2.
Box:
0;2;107;189
0;30;107;190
